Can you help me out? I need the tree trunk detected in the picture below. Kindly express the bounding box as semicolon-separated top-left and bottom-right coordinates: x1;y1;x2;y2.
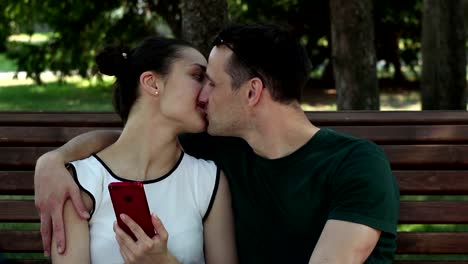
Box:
180;0;227;57
465;0;468;39
421;0;467;110
330;0;379;110
150;0;182;38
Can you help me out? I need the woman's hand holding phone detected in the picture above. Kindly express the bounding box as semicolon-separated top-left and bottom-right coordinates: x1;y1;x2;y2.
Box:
114;212;179;264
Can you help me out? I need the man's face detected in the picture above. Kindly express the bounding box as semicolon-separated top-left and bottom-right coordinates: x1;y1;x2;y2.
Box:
198;46;246;136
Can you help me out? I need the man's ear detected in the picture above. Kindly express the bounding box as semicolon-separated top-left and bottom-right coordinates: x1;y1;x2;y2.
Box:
246;77;264;106
139;71;160;96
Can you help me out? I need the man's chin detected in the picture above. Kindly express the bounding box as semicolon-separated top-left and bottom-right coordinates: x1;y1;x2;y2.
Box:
206;125;220;136
206;127;216;136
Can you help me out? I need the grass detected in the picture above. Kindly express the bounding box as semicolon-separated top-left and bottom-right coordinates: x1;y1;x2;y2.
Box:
0;78;114;111
0;53;17;72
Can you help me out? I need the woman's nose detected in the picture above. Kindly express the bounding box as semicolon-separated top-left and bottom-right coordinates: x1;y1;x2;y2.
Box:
197;86;209;105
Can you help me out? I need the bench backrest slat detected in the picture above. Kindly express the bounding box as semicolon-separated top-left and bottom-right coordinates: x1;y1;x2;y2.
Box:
0;230;43;252
2;230;468;254
2;125;468;145
396;232;468;254
0;200;37;222
1;145;467;169
396;170;468;195
3;170;468;195
5;200;468;224
0;171;33;195
399;201;468;223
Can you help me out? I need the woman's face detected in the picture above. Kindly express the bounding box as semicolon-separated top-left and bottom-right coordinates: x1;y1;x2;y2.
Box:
159;47;208;133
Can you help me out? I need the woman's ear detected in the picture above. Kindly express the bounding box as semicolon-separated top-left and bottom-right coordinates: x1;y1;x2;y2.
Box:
246;77;264;106
139;71;160;96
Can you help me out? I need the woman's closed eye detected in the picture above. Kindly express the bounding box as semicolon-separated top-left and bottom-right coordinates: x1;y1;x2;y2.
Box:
193;73;205;82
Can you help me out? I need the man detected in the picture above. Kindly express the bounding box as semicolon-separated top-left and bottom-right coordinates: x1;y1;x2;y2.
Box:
35;23;399;263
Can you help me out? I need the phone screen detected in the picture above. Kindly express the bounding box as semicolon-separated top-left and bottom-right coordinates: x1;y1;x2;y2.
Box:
108;182;156;241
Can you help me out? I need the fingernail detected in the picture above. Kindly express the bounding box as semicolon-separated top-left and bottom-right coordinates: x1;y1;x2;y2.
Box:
120;214;126;220
82;211;90;218
58;245;63;253
44;251;50;257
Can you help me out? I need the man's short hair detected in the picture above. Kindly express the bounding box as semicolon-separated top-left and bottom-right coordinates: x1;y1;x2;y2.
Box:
212;23;312;103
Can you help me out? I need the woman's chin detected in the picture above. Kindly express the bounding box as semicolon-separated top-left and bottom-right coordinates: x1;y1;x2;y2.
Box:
186;120;208;133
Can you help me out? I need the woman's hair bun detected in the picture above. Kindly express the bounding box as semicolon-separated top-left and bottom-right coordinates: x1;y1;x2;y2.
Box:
95;45;130;76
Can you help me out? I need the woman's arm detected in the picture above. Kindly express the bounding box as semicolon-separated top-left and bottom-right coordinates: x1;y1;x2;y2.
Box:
35;129;120;256
203;171;238;264
51;190;93;263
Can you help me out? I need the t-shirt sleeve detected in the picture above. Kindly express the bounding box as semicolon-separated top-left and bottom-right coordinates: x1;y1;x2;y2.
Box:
67;159;104;218
328;141;400;236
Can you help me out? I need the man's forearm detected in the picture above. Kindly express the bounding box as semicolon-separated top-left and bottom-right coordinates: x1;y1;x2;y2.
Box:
49;130;121;163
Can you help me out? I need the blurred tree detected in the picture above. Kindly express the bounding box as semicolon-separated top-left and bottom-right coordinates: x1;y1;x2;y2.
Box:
5;0;153;83
4;0;226;83
0;0;35;52
228;0;331;81
330;0;379;110
2;0;437;91
228;0;425;86
181;0;227;56
374;0;422;81
421;0;467;109
148;0;182;38
0;4;9;52
465;0;468;38
0;19;9;52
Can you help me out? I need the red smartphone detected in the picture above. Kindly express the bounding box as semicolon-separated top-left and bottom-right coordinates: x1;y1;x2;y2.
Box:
108;182;155;241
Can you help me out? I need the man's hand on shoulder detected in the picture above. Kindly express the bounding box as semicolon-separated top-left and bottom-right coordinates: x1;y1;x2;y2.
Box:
34;151;89;257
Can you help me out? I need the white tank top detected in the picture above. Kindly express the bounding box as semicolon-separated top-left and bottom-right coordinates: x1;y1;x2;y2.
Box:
69;152;220;264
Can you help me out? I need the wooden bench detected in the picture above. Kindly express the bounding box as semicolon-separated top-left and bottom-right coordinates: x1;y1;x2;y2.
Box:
0;111;467;263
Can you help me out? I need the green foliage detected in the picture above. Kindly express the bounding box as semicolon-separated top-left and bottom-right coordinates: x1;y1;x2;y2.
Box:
228;0;330;70
374;0;423;80
2;0;427;82
2;0;170;83
228;0;424;80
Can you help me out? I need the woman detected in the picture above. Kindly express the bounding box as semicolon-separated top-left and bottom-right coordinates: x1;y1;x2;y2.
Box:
51;37;237;264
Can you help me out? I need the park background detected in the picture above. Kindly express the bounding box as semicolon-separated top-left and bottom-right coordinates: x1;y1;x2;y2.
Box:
0;0;467;111
0;0;467;262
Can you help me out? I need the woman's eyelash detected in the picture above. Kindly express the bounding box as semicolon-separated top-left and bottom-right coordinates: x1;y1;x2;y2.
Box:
192;73;204;81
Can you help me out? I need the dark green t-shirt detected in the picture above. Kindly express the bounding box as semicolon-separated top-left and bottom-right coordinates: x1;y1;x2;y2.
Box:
179;128;400;263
